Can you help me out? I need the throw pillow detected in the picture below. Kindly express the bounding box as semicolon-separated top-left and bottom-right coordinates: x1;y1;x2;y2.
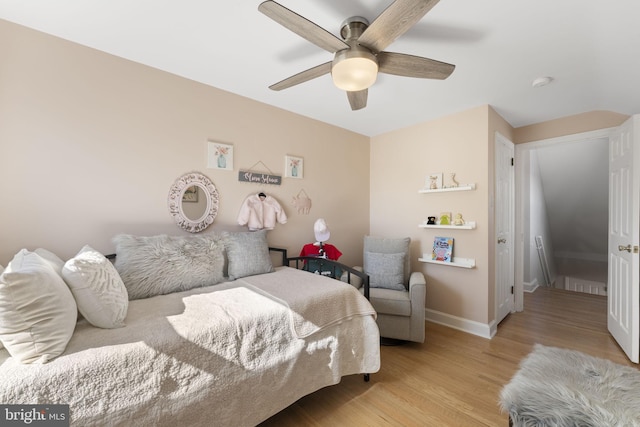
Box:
34;248;65;274
0;265;3;350
0;249;78;363
113;233;225;300
223;230;274;280
364;251;406;291
62;245;129;328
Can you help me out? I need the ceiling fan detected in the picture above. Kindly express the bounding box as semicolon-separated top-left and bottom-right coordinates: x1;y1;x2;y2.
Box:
258;0;455;111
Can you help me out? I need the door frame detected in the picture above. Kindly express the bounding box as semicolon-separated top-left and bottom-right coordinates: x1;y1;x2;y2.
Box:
514;127;615;311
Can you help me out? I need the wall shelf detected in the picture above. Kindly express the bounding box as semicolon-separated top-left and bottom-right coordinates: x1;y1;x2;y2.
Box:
418;256;476;269
418;184;476;194
419;221;476;230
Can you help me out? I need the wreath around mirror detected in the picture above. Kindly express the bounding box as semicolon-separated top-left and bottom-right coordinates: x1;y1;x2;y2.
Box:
168;172;219;233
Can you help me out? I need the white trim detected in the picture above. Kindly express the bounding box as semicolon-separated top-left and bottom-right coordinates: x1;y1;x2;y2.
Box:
523;278;539;293
425;309;493;339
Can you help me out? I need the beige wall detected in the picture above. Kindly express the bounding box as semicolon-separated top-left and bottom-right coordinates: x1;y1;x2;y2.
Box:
513;110;628;143
0;19;370;266
370;106;499;325
2;19;632;334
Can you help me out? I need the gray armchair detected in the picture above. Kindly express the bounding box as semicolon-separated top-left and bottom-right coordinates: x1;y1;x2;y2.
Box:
346;236;426;343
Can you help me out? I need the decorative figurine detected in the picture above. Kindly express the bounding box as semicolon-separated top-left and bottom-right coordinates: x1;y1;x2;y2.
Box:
427;216;436;225
450;173;459;188
453;213;465;226
439;212;451;225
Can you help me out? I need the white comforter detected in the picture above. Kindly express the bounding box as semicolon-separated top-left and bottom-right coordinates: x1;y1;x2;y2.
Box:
0;267;380;426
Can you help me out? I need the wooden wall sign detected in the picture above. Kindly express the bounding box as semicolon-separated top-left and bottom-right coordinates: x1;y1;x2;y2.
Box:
238;170;282;186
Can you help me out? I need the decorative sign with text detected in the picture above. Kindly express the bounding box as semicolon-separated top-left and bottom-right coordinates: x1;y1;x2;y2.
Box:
238;170;282;186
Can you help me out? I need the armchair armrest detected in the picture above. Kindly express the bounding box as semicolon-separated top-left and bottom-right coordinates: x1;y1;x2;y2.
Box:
409;271;426;288
341;266;364;289
409;272;426;298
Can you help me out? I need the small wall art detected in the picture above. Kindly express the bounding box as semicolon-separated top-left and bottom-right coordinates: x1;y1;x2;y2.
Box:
291;189;312;214
427;172;443;190
207;141;233;170
285;155;304;179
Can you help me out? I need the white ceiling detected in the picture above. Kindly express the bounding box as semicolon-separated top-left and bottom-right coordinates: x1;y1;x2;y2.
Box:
1;0;639;137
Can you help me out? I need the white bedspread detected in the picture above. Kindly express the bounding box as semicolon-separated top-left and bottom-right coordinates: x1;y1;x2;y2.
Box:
0;267;380;426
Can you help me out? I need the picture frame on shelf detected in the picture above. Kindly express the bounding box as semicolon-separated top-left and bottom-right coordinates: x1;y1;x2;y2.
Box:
439;212;452;225
426;173;443;190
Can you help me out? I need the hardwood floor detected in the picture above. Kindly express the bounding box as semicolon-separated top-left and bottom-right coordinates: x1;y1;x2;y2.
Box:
260;287;638;426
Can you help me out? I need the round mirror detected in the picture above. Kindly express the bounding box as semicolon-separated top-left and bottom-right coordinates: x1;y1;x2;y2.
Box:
168;172;219;233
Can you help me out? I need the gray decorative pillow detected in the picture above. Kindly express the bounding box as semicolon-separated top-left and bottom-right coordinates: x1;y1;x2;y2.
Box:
113;234;225;300
364;251;406;291
223;230;274;280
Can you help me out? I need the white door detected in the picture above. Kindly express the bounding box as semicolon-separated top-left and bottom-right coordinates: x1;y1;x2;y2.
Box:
608;115;640;363
496;132;515;324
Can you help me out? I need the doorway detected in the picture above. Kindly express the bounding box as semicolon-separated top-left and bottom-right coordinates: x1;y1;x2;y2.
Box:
514;128;612;311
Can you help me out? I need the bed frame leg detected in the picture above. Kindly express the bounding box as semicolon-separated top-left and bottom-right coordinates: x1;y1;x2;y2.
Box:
364;374;370;382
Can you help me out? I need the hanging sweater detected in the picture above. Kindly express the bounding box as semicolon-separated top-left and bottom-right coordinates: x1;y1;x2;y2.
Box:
237;194;288;230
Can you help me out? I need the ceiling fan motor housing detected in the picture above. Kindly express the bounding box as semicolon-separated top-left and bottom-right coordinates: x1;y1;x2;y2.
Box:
332;17;379;92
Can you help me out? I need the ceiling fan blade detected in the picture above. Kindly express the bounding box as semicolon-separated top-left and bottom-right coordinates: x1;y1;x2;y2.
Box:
259;1;349;53
358;0;440;52
378;51;455;79
347;90;368;111
269;62;332;91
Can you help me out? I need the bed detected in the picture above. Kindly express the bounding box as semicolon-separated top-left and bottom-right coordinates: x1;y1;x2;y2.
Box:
0;233;380;426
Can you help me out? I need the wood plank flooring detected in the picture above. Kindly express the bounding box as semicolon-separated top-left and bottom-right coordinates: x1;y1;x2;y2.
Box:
259;287;638;426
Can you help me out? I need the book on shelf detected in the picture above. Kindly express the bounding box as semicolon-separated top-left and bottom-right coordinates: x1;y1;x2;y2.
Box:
432;236;454;262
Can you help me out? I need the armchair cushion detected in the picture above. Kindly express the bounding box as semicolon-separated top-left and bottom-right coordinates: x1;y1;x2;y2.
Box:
364;252;405;291
364;236;411;285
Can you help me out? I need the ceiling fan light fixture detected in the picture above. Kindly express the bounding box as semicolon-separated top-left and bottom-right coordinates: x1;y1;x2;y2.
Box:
332;49;378;92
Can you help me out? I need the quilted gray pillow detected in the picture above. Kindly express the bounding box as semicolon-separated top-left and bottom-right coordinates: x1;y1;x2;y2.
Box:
113;234;225;300
223;230;274;280
364;252;406;291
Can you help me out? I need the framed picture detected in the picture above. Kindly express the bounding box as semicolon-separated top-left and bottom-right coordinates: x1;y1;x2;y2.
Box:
182;186;198;203
285;155;303;179
207;141;233;170
426;173;443;190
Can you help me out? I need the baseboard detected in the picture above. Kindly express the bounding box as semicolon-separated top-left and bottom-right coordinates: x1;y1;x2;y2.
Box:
425;309;493;339
523;278;539;293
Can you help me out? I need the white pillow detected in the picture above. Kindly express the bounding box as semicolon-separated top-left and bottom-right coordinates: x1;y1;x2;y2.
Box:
0;264;3;351
62;245;129;329
34;247;65;274
0;249;78;363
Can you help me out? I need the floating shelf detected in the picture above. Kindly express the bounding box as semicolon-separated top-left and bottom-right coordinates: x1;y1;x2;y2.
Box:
418;184;476;194
419;221;476;230
418;256;476;269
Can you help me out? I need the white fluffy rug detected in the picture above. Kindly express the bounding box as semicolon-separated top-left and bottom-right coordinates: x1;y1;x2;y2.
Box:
500;344;640;427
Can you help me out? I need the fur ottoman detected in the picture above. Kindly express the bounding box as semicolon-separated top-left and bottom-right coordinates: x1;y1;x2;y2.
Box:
500;344;640;427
